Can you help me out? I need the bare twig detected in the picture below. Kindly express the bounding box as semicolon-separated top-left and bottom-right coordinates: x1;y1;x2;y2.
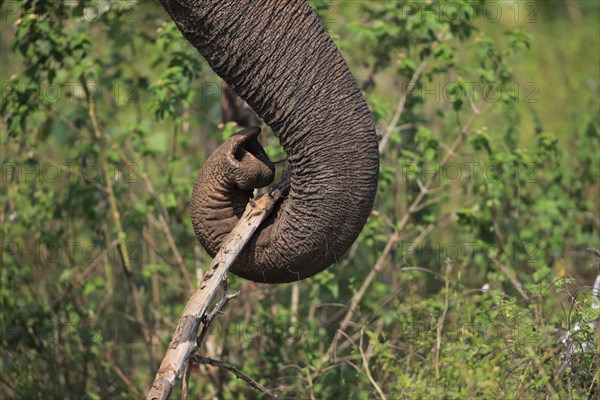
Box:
435;263;452;380
379;58;429;153
359;326;387;400
494;260;531;303
81;76;132;274
81;77;154;359
181;359;192;400
113;145;195;292
196;278;239;348
146;179;288;400
192;356;278;400
563;0;582;20
323;230;399;362
184;273;232;400
74;240;119;284
290;282;300;326
102;348;144;398
29;149;108;193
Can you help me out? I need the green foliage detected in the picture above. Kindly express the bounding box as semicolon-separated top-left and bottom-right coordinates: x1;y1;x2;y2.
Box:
1;0;598;399
150;21;202;120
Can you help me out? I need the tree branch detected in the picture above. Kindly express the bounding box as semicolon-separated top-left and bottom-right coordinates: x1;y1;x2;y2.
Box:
146;179;289;400
378;58;429;153
192;356;278;400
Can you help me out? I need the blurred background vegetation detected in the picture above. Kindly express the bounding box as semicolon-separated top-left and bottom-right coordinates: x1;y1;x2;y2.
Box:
1;0;598;398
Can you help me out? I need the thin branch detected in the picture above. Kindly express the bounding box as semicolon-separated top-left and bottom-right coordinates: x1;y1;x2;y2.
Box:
290;282;300;326
102;348;144;398
113;146;195;292
196;278;239;348
435;263;452;380
494;260;531;303
29;149;108;193
81;76;132;273
192;356;278;400
359;326;387;400
146;179;289;400
378;58;429;153
364;319;384;362
181;359;192;400
74;240;119;284
81;77;154;358
563;0;582;21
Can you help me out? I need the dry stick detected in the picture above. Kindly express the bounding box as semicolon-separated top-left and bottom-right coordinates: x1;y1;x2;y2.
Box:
82;78;132;274
378;58;429;153
102;348;144;398
434;263;452;380
494;260;531;303
82;78;154;356
322;101;481;364
192;356;278;400
30;149;108;193
196;278;239;348
112;146;195;292
74;240;119;284
364;319;385;362
146;180;288;400
183;279;239;400
359;326;387;400
181;361;192;400
290;282;300;326
140;169;194;290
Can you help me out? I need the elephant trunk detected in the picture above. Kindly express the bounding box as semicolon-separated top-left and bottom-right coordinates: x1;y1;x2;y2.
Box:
161;0;379;283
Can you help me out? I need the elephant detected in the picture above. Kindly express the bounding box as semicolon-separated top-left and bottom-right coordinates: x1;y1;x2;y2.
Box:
160;0;380;283
220;81;259;128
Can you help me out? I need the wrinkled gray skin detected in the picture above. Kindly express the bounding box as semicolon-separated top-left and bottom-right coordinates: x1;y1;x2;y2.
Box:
160;0;379;283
